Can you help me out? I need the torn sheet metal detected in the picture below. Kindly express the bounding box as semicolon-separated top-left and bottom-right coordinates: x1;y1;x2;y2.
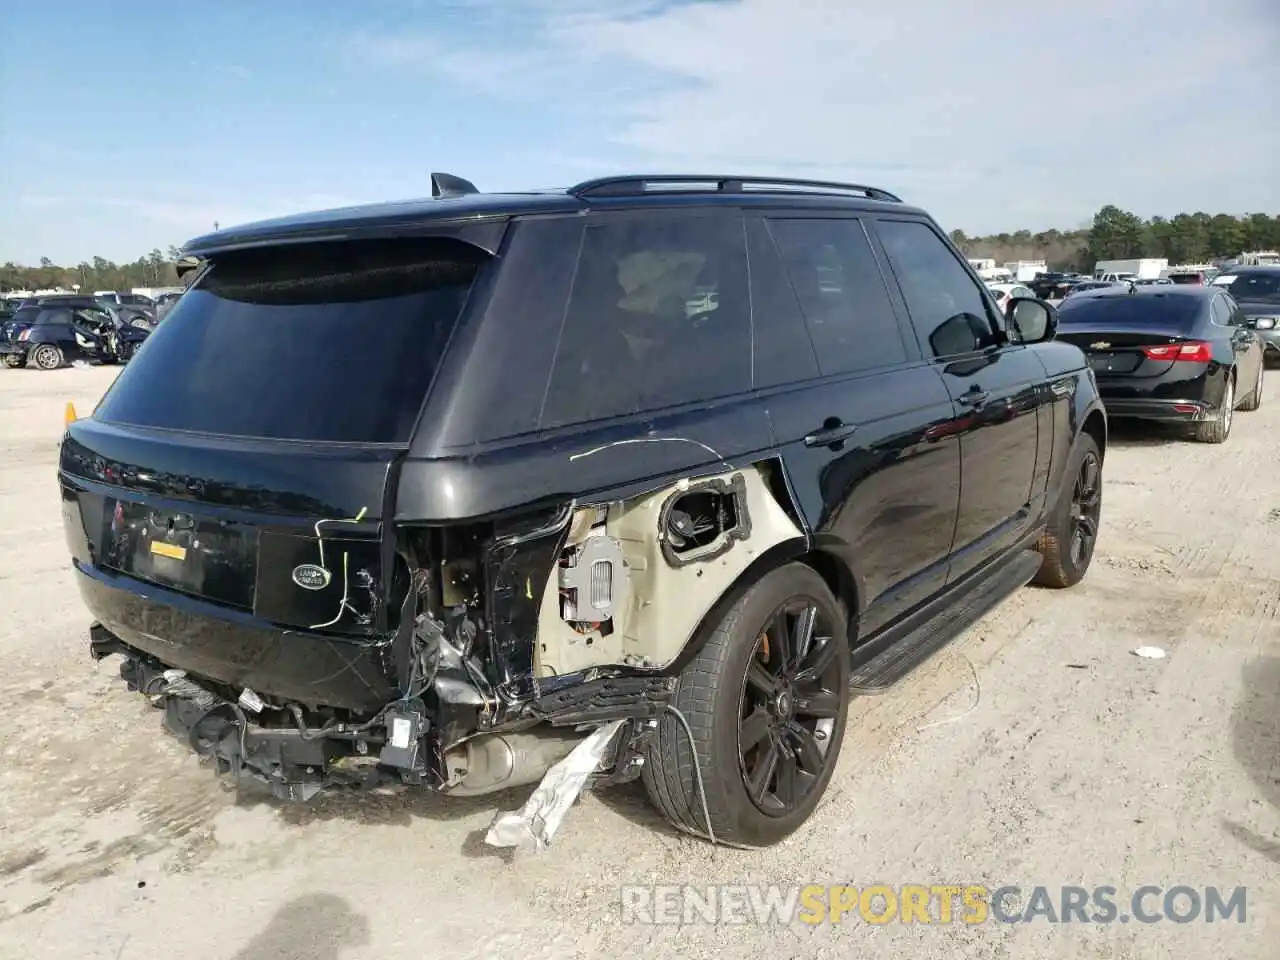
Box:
484;719;625;851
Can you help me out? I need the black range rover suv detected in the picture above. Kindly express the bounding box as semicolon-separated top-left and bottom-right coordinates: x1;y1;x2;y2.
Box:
62;173;1106;847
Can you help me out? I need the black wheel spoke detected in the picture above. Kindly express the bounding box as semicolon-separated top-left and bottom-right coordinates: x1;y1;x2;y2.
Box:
790;603;817;669
773;749;801;806
1080;457;1099;496
739;708;772;752
1077;514;1098;539
795;690;840;718
746;735;781;803
795;636;837;683
787;723;826;775
746;662;775;697
769;609;793;673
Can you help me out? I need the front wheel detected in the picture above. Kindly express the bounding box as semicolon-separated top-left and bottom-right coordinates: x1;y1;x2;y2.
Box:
2;354;24;368
1033;434;1102;588
642;562;850;847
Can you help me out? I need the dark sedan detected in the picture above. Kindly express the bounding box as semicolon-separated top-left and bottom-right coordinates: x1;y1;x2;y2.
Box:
1029;272;1080;299
1212;266;1280;364
1063;280;1118;298
1055;285;1265;443
0;304;150;370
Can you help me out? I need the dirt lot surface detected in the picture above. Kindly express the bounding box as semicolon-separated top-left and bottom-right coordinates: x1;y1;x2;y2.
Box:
1;364;1278;960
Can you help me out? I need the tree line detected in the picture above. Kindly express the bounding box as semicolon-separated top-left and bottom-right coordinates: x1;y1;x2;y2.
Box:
952;207;1279;272
3;206;1277;292
0;247;186;294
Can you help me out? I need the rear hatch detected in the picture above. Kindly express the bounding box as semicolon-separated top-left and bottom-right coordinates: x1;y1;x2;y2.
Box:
1056;293;1206;378
59;237;489;707
3;309;36;341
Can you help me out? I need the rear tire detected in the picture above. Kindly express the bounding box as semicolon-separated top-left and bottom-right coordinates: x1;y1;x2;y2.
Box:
31;344;63;371
642;562;851;848
1033;434;1102;588
1239;363;1263;412
1193;374;1234;443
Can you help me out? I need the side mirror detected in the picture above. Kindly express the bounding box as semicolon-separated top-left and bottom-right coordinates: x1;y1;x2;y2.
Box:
1006;296;1057;344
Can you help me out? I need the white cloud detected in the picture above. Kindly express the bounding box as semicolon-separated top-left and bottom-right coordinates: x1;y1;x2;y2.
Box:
356;0;1280;233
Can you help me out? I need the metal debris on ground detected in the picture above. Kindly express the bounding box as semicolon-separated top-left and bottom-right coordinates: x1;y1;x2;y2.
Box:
484;719;626;852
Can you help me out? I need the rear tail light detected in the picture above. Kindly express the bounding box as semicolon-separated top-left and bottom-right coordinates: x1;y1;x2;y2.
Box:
1141;341;1212;362
17;329;29;341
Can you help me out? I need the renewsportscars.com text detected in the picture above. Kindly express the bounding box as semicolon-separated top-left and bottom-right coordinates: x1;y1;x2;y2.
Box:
619;884;1248;926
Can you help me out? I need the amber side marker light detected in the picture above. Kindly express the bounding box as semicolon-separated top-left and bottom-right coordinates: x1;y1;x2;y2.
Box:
64;401;78;426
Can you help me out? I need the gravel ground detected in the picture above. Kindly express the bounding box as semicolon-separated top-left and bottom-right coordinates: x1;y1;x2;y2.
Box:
1;364;1277;960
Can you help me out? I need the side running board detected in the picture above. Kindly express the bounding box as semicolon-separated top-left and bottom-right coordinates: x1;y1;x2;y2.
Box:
848;549;1043;694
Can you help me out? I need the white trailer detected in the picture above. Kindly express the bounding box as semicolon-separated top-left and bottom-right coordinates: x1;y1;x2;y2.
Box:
1093;258;1168;280
1002;260;1047;281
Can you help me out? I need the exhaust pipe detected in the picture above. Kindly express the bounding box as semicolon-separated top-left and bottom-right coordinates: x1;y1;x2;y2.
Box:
441;730;586;797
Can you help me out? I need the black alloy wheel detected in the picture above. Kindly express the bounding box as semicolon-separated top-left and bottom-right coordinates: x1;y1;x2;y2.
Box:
1033;433;1103;588
1068;450;1101;570
642;562;851;847
738;598;843;817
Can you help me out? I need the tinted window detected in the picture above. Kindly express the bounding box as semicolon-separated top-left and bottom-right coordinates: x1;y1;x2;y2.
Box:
540;213;750;428
876;219;997;358
95;238;483;443
766;218;907;375
745;219;820;388
1058;293;1203;329
35;308;71;326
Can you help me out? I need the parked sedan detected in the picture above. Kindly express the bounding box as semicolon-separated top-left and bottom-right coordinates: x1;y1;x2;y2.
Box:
1064;280;1119;298
1029;272;1079;300
0;304;150;370
985;282;1036;312
1055;285;1264;443
1211;266;1280;364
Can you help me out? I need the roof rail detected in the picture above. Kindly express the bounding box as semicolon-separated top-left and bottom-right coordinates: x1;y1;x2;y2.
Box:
431;172;480;199
567;174;902;203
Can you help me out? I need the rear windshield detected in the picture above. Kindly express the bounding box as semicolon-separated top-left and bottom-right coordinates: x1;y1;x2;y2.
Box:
94;238;484;443
1059;293;1203;328
1220;273;1280;301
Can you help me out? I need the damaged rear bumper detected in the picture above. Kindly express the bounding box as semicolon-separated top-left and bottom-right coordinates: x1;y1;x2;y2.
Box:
76;564;396;713
89;617;664;803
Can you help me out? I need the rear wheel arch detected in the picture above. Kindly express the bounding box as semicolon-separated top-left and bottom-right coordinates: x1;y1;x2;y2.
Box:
665;541;861;674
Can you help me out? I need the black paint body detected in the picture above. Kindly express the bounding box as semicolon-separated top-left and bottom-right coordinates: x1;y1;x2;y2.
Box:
58;182;1106;720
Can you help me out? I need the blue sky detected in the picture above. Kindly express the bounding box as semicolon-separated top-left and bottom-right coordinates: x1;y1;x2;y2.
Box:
2;0;1277;265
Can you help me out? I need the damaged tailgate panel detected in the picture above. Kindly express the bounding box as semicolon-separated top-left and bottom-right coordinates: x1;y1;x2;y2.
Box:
61;418;402;711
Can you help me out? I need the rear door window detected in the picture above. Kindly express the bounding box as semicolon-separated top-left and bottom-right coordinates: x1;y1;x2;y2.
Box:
875;219;999;359
765;218;908;375
35;308;71;326
539;212;751;428
1210;295;1233;326
93;238;485;444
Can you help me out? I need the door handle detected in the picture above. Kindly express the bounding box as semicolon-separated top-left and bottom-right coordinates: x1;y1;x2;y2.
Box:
803;421;859;448
956;389;991;408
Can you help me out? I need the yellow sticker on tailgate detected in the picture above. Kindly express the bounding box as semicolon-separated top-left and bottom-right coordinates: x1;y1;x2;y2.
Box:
150;541;187;561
